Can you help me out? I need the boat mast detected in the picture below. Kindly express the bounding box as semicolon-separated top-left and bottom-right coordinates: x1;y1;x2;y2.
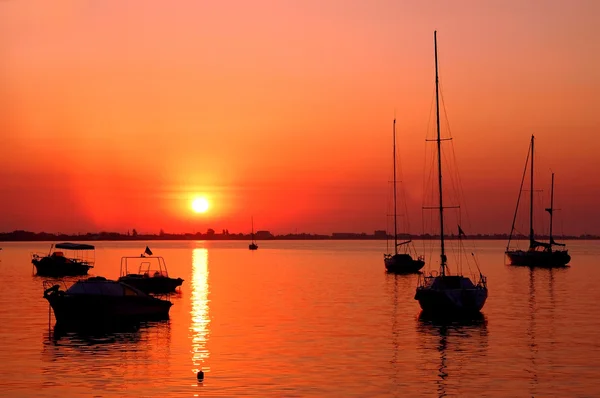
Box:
251;216;255;243
393;118;398;254
434;31;446;276
548;172;555;244
506;139;532;252
529;135;535;249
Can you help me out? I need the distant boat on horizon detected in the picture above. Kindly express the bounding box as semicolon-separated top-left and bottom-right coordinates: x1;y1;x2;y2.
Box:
249;217;258;250
414;31;488;316
505;135;571;267
383;118;425;274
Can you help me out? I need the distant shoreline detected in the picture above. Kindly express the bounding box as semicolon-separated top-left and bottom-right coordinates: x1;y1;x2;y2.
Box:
0;230;597;242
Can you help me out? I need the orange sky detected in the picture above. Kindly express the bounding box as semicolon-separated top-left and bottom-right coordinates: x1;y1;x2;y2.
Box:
1;0;599;235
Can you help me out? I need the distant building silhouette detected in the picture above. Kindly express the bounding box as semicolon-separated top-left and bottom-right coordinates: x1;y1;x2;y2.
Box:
255;230;274;239
332;232;368;239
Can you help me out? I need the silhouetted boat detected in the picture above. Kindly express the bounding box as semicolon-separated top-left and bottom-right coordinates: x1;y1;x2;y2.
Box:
118;247;184;294
505;135;570;267
32;243;95;277
249;217;258;250
43;276;172;326
414;31;488;315
383;118;425;273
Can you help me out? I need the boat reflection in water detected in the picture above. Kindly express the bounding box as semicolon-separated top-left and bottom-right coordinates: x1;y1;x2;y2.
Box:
525;266;561;397
41;319;172;393
387;272;421;390
416;312;488;397
190;248;210;380
45;319;171;347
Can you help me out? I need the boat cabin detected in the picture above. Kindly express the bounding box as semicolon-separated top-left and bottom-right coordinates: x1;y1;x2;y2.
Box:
120;255;170;279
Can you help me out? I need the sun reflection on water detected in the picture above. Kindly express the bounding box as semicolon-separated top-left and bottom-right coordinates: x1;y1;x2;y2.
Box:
190;248;210;376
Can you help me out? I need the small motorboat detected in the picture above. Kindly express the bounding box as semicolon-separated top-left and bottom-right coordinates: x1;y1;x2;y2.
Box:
32;242;95;277
117;249;183;294
43;277;172;326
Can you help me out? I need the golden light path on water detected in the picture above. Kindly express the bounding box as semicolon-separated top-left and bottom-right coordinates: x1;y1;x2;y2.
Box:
190;248;210;377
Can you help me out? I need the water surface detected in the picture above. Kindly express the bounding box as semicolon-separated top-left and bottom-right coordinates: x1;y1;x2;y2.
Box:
0;240;599;397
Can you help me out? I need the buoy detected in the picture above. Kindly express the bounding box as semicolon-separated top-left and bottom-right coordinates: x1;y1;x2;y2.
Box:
197;370;204;382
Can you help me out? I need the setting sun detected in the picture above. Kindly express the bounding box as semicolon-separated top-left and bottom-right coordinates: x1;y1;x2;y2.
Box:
191;197;210;214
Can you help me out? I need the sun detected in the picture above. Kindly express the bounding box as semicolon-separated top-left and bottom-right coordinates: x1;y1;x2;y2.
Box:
191;197;210;213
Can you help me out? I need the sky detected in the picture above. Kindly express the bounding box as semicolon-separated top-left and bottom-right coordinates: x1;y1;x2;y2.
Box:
1;0;599;236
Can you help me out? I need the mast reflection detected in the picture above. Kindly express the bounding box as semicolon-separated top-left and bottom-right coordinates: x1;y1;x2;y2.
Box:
417;312;488;397
191;248;210;377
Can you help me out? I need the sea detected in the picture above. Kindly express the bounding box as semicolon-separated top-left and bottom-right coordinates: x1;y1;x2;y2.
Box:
0;239;599;397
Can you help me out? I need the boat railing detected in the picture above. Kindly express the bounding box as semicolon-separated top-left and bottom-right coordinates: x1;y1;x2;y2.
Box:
31;252;43;260
120;256;169;278
417;270;437;288
31;251;95;267
42;279;69;292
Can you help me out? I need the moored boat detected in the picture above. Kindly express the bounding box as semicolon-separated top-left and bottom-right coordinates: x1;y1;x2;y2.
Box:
32;242;95;277
43;276;172;326
383;118;425;274
505;136;571;267
117;247;183;294
414;31;488;316
249;217;258;250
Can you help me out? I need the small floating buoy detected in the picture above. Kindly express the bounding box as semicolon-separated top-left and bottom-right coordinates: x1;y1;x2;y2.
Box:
197;370;204;382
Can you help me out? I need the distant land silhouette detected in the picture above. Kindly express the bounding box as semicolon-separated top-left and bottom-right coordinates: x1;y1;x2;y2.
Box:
0;229;597;242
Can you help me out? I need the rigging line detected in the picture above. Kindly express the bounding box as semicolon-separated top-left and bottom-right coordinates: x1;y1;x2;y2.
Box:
438;81;481;266
422;105;437;261
437;79;468;231
507;138;532;251
441;145;460;211
438;80;455;140
394;121;414;253
447;136;479;260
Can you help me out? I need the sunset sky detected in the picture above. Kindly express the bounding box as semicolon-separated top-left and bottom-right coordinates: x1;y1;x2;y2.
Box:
1;0;598;236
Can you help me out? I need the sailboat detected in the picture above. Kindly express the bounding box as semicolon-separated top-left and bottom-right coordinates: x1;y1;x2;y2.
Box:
414;31;488;315
249;217;258;250
383;118;425;273
505;135;570;267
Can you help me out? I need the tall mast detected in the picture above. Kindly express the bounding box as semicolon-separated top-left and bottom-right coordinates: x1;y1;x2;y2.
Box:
251;216;255;242
529;135;535;248
393;118;398;254
434;31;446;275
548;172;555;243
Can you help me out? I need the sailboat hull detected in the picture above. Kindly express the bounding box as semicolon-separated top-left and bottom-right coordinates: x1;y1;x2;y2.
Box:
384;254;425;274
415;276;487;314
505;249;570;267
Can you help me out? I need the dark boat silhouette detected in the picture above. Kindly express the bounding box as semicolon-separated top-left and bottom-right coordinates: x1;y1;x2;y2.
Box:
383;118;425;274
117;247;183;294
32;243;95;277
249;217;258;250
43;276;172;327
414;31;488;315
505;135;571;267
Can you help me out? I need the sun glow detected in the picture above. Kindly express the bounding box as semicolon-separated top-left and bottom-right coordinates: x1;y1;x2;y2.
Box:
191;197;210;214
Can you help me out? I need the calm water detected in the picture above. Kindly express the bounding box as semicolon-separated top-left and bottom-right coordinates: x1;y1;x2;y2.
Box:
0;240;599;397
